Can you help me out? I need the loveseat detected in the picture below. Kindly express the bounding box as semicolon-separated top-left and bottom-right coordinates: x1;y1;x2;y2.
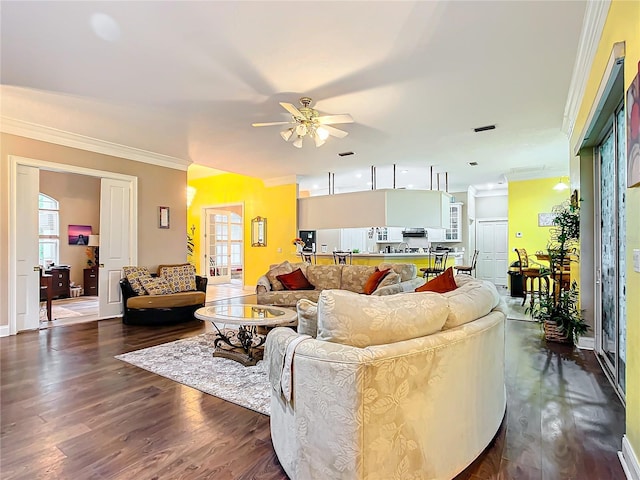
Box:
119;264;207;325
265;275;507;480
256;261;425;307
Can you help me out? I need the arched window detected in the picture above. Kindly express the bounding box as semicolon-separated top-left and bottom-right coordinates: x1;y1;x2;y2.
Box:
39;193;59;267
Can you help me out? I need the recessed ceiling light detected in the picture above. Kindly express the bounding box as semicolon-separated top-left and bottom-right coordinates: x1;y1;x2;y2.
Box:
469;162;478;166
312;184;319;189
90;12;121;42
474;125;496;133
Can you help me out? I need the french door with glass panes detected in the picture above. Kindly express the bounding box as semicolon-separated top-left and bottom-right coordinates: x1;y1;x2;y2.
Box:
203;208;243;285
595;102;627;399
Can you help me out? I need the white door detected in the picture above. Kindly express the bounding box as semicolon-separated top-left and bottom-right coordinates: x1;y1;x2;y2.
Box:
204;209;232;284
99;178;131;317
476;220;508;286
14;164;40;332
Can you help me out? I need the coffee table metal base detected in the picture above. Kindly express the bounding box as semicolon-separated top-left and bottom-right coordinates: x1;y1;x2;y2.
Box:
212;324;265;367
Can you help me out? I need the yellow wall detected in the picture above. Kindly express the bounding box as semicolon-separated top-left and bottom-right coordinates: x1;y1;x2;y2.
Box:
569;0;640;461
507;178;573;263
187;172;298;286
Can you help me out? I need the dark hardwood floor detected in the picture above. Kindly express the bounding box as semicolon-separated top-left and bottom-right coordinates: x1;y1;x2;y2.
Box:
1;315;625;479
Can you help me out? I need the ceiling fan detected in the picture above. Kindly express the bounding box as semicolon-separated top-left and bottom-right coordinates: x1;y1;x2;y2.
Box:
252;97;354;148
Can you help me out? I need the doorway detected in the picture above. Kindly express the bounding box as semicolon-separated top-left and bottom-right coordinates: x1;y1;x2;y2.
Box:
476;219;508;286
9;156;137;334
201;205;244;285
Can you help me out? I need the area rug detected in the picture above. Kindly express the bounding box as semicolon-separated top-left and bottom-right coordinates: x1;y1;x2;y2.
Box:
115;332;270;416
39;304;84;321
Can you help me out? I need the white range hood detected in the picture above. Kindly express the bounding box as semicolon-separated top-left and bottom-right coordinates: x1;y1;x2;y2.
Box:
298;189;452;230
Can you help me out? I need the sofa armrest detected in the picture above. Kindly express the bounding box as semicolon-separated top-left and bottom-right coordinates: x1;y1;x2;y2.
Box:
371;283;403;296
296;299;318;336
195;275;208;292
256;275;272;294
119;278;138;302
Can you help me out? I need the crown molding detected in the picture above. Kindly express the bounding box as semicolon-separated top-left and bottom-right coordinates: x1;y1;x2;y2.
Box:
0;117;190;171
562;0;611;137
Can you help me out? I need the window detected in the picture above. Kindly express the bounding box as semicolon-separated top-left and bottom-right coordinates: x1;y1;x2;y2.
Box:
39;193;59;267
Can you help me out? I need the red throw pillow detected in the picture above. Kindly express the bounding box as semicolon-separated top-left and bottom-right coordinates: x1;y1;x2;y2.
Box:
363;268;391;295
415;267;458;294
277;268;314;291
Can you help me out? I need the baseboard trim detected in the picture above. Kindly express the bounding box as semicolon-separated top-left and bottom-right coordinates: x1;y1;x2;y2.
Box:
621;435;640;480
577;336;594;350
0;325;10;337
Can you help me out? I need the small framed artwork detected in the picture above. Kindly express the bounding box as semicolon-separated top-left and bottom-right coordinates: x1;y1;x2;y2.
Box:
68;224;92;245
159;206;170;229
538;213;557;227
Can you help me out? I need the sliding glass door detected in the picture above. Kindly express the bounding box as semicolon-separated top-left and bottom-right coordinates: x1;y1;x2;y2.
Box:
595;102;626;398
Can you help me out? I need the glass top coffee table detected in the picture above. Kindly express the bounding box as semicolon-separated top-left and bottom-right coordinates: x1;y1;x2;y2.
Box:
195;304;297;366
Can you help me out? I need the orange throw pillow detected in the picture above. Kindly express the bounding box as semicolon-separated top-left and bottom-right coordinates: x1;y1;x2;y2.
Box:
415;267;458;294
363;268;391;295
277;268;314;291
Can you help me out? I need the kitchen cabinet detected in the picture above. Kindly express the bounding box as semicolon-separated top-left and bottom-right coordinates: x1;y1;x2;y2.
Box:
375;227;403;243
444;203;462;242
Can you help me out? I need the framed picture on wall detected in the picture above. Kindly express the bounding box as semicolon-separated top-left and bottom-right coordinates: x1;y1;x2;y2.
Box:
627;60;640;188
159;206;170;229
538;213;557;227
68;224;92;245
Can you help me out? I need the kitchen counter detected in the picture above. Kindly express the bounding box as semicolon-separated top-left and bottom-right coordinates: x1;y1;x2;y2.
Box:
311;251;465;267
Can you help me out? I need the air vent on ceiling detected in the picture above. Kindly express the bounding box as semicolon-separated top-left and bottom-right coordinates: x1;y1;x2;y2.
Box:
473;125;496;133
469;162;478;166
338;151;354;157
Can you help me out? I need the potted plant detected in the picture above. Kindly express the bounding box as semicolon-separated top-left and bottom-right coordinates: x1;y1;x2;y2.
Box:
528;199;589;344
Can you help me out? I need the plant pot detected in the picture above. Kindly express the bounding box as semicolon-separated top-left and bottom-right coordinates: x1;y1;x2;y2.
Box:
543;320;573;344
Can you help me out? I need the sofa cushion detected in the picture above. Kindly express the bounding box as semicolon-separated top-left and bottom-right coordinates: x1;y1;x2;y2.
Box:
277;268;314;290
267;261;294;291
140;276;174;295
123;266;151;295
127;291;206;309
415;267;457;294
363;268;391;295
374;271;401;291
442;280;500;329
158;263;197;293
258;289;322;307
296;299;318;337
377;263;417;282
342;265;377;293
317;290;449;348
306;265;342;290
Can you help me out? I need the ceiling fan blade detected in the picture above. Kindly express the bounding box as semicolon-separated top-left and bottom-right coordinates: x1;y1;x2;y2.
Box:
251;121;293;127
321;125;349;138
316;114;354;125
279;102;304;118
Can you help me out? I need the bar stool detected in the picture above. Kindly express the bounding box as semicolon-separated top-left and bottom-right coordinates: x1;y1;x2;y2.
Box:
454;250;479;276
333;251;352;265
515;248;550;309
299;251;316;264
420;249;448;280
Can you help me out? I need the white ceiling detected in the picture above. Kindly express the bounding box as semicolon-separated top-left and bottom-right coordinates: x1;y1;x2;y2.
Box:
0;1;586;194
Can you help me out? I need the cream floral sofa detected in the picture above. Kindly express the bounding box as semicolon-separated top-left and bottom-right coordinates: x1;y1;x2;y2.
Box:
265;275;507;480
256;261;425;307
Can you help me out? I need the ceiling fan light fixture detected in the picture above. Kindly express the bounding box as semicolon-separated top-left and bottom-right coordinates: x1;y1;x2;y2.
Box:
316;127;329;140
553;178;569;191
280;128;294;141
295;124;308;136
314;133;325;148
293;136;304;148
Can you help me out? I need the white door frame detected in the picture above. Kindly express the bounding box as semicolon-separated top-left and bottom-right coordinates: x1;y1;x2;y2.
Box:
200;203;244;285
8;155;138;335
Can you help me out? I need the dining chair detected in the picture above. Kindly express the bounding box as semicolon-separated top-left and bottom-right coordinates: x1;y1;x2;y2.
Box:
420;249;448;280
333;251;352;265
515;248;550;309
454;249;479;276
